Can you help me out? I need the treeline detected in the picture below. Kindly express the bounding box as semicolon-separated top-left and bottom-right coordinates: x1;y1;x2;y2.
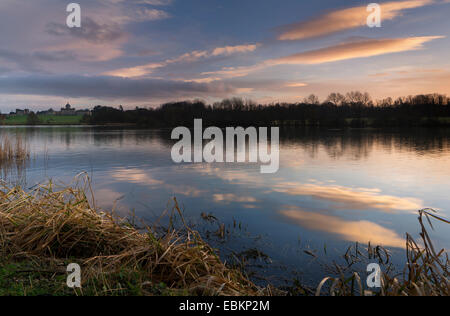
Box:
84;92;450;128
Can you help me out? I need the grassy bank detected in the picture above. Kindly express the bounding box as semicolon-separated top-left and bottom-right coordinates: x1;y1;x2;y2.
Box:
2;115;84;125
0;177;448;296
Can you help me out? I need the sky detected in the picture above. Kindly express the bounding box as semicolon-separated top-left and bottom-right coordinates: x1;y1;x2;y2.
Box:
0;0;449;111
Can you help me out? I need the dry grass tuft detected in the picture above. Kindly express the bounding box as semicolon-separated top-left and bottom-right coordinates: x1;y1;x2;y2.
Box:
0;175;261;296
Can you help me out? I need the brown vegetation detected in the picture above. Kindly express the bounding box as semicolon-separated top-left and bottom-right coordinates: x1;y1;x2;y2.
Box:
0;176;263;296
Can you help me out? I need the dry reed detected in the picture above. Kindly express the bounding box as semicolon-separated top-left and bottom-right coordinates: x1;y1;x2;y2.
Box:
0;135;29;163
0;175;261;296
316;209;449;296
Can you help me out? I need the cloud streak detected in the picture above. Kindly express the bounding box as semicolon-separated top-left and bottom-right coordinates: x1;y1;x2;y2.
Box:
105;44;259;78
270;36;443;65
278;0;435;40
196;36;442;81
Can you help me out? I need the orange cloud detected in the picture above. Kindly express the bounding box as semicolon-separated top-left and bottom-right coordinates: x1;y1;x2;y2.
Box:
278;0;434;40
286;82;308;87
273;182;423;212
280;206;406;248
104;62;165;78
271;36;443;65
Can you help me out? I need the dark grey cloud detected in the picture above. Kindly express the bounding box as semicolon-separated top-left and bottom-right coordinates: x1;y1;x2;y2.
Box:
0;49;38;72
32;51;78;62
46;17;126;44
0;66;12;74
0;49;77;73
0;75;235;100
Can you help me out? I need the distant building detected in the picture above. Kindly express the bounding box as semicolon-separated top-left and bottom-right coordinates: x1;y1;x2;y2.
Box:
59;103;77;116
15;109;30;116
6;104;91;118
53;103;91;116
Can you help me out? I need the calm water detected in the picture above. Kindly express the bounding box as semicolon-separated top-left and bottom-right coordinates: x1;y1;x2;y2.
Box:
2;126;449;286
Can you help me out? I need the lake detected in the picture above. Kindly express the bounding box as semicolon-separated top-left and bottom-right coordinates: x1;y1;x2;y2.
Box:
1;126;449;287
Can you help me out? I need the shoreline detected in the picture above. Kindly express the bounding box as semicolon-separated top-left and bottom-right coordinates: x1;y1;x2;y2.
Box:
2;122;450;129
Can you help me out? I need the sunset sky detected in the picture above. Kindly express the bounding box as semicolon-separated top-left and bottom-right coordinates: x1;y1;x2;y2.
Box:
0;0;449;111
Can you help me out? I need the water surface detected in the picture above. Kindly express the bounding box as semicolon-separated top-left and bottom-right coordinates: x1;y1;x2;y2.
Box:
2;126;449;285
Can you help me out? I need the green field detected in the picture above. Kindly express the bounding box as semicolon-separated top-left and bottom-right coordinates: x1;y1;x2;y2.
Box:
3;114;84;125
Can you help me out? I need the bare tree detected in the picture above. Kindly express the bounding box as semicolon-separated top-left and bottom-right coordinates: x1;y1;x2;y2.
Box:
305;94;320;105
345;91;371;105
326;93;346;106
